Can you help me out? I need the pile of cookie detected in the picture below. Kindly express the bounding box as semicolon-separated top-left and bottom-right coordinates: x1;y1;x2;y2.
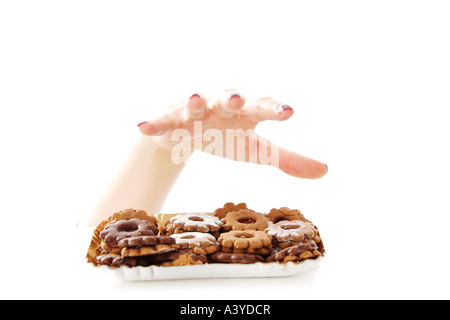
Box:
86;203;325;268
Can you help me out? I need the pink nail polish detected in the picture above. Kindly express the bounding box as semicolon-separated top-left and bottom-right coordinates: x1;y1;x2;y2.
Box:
189;93;201;100
278;105;293;112
228;93;242;100
137;121;147;127
324;163;328;173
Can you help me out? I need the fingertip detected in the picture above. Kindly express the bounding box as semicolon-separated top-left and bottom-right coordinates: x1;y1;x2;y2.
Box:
308;162;329;179
274;104;294;121
304;162;328;179
277;105;293;113
212;90;245;119
189;93;201;100
187;93;205;108
226;93;245;111
187;93;207;119
278;150;328;179
311;163;328;179
137;121;163;136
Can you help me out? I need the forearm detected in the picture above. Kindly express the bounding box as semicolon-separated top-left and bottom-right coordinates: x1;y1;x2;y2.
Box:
80;135;188;226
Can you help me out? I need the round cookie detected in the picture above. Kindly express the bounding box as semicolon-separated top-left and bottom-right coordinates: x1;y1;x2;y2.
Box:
162;213;223;237
265;241;322;263
161;253;208;266
108;208;158;225
96;254;155;268
218;230;272;255
99;218;159;254
170;232;220;255
143;251;205;266
87;209;157;265
118;235;178;257
264;207;307;224
209;252;265;264
222;209;269;231
214;202;251;220
265;219;321;248
96;254;125;267
118;235;175;247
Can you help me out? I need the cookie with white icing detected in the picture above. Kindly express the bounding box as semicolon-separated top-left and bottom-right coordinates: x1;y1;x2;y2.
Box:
265;220;323;251
170;232;220;255
162;213;223;237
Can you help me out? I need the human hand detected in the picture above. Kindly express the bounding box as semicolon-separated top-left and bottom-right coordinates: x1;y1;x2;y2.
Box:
138;89;327;179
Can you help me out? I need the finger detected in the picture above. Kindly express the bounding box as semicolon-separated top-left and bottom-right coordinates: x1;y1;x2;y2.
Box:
277;147;328;179
232;134;327;179
210;89;245;119
137;113;182;136
244;97;294;123
186;93;207;120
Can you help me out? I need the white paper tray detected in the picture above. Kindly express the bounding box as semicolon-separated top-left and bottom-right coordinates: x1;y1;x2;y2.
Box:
94;256;323;281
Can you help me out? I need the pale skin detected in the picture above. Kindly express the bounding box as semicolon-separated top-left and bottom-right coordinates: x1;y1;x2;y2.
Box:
80;89;327;226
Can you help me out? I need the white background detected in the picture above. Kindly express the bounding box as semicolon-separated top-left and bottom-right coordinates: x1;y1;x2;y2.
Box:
1;1;449;299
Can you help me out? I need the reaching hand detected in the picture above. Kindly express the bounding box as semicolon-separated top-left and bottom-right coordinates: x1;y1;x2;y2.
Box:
138;89;327;179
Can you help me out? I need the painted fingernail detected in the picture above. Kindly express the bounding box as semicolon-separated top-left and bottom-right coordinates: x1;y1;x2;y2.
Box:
189;93;201;100
324;163;328;173
228;93;242;100
137;121;147;127
278;104;293;112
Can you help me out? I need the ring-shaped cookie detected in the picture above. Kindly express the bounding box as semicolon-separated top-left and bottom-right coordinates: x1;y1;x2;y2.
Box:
222;209;269;231
99;218;158;249
265;241;321;263
170;232;220;255
214;202;250;220
108;208;158;225
264;207;307;224
265;220;318;243
163;213;223;235
218;230;272;255
209;252;265;264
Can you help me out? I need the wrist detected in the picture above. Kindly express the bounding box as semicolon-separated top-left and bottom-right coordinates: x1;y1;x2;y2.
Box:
144;135;193;166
